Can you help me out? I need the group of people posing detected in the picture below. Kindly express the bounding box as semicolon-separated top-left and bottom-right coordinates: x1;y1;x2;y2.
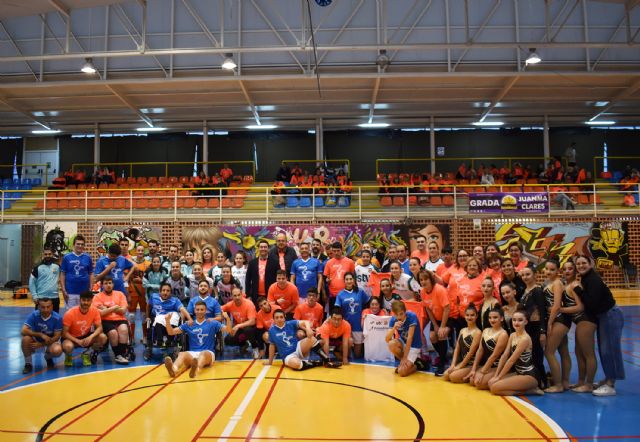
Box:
22;232;625;397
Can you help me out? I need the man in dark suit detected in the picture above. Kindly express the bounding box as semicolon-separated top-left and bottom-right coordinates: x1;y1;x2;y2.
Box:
245;240;279;305
269;232;298;276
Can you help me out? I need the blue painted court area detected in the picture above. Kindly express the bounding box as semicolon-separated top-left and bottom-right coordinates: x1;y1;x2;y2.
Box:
1;302;638;441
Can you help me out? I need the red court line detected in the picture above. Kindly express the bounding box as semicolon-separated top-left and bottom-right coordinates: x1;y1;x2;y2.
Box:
501;396;551;442
94;367;184;441
191;360;257;442
43;363;161;441
0;354;81;392
245;364;284;442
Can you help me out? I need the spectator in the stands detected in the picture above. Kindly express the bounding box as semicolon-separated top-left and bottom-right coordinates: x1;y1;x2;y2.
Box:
290;163;303;178
456;162;467;180
623;193;637;207
480;170;495;186
220;163;233;186
276;162;292;183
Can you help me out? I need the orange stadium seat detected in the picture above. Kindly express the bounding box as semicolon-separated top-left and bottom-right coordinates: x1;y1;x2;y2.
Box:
148;176;157;184
208;197;220;208
443;196;455;206
46;199;58;209
578;194;589;205
160;198;173;209
196;198;207;208
102;199;114;210
380;196;392;206
57;199;69;209
184;198;196;208
136;177;147;184
430;196;442;206
392;196;405;206
232;198;244;208
148;199;160;209
590;194;602;204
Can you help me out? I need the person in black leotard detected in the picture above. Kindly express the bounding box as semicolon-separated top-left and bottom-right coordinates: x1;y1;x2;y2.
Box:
519;264;548;389
542;259;572;393
559;259;597;393
443;304;481;383
469;307;508;389
488;309;544;396
500;283;520;335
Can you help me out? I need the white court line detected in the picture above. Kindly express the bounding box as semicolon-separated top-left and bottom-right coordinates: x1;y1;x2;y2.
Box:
218;364;270;442
511;396;570;442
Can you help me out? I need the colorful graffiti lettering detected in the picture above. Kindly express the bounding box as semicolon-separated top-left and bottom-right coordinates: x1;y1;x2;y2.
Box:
589;222;629;270
97;225;161;255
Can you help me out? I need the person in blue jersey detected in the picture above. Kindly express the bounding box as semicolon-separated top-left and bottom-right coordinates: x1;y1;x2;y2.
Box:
147;283;191;347
94;244;134;294
29;248;62;312
59;235;94;309
335;272;371;360
396;244;411;275
164;301;231;378
265;310;333;370
21;298;63;373
386;301;421;377
290;242;322;302
187;280;222;321
143;256;168;299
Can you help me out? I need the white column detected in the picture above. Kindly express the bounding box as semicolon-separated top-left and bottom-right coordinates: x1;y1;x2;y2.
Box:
93;124;100;171
430;116;436;175
315;117;324;161
543;115;550;165
202;120;209;175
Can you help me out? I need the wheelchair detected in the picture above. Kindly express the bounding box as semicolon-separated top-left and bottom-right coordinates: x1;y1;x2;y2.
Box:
142;311;186;361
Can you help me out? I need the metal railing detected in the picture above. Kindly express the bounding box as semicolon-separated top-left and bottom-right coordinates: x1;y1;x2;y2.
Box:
281;159;351;177
1;182;639;223
70;160;256;181
375;157;566;176
0;163;50;185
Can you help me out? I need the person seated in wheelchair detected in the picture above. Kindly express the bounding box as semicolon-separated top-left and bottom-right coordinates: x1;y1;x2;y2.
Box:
146;282;191;353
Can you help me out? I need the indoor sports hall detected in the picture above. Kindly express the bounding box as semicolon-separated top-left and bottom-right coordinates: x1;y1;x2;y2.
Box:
0;1;639;441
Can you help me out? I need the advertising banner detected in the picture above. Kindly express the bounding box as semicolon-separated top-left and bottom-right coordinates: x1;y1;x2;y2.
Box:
469;192;548;214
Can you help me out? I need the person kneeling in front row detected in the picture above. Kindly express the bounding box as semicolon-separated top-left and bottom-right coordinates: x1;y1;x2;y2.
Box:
62;291;108;367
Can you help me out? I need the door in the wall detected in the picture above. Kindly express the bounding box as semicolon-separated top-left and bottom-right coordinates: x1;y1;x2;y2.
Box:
0;237;8;285
23;150;58;186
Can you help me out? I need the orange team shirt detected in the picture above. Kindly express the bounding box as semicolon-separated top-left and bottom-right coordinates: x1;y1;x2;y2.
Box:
367;271;391;296
294;302;325;329
92;290;128;321
222;298;257;324
220;168;233;180
318;319;352;340
514;259;529;271
361;308;388;321
442;265;466;286
258;258;267;295
453;275;484;317
421;284;450;322
323;257;356;297
435;262;453;278
267;282;300;311
256;307;277;329
63;306;102;338
410;249;430;266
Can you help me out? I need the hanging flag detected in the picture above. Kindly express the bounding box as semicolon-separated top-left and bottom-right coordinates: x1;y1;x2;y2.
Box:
193;144;198;176
12;151;18;181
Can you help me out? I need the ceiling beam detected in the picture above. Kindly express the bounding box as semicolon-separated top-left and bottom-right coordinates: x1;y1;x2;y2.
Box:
237;81;261;125
590;76;640;120
47;0;69;18
0;94;50;129
479;76;520;121
104;84;154;127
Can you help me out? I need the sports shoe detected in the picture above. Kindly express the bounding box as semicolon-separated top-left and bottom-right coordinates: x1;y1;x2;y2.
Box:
252;347;261;359
82;353;92;366
114;355;129;365
90;350;98;365
324;360;342;369
164;356;176;377
64;354;73;367
45;357;55;369
592;384;616;397
22;363;33;374
434;365;446;377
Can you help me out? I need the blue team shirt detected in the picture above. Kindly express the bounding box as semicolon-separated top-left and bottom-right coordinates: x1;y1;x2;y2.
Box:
60;252;93;295
94;256;133;293
400;259;411;275
24;310;63;337
335;288;371;332
187;296;222;319
268;320;300;359
291;257;321;298
149;294;183;315
179;319;223;352
389;311;422;349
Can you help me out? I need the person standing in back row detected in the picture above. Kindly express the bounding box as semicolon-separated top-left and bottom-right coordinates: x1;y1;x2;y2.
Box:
30;248;61;312
323;242;355;310
60;235;94;309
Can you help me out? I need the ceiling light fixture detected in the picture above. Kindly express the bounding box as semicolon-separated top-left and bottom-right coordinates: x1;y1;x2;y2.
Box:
585;120;615;126
246;124;277;130
222;53;237;70
358;122;390;128
525;48;541;65
136;127;167;132
31;129;61;134
81;58;97;74
472;121;504;127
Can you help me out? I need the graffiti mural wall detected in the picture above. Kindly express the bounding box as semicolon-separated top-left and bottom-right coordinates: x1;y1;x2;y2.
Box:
495;222;629;270
96;225;162;256
43;222;78;259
